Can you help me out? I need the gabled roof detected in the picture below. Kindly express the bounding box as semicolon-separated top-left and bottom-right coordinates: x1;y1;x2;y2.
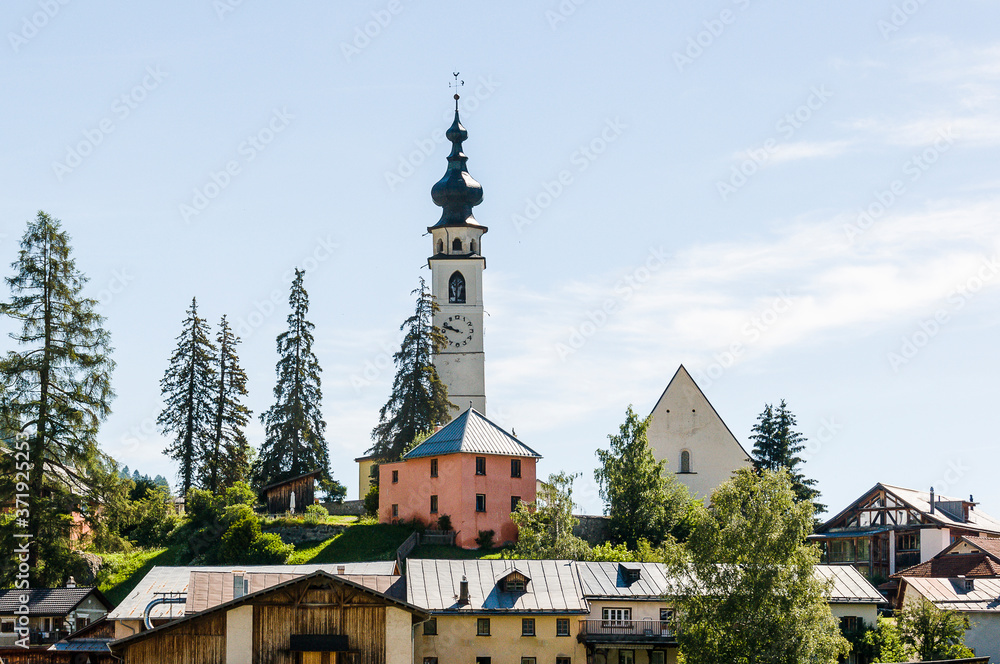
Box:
892;553;1000;579
814;565;886;604
0;587;111;616
403;408;541;460
902;576;1000;613
575;562;674;599
406;559;587;613
945;535;1000;560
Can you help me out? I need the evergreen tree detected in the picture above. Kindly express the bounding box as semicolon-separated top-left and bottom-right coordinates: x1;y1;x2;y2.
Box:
368;277;454;462
0;211;115;584
749;399;825;513
158;297;216;497
594;406;692;548
201;316;252;493
255;269;341;496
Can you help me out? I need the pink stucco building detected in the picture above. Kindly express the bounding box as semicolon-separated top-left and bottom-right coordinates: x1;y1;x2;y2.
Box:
378;408;541;549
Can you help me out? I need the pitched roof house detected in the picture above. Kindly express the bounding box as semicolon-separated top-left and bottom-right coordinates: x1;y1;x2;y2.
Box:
0;586;112;647
897;575;1000;662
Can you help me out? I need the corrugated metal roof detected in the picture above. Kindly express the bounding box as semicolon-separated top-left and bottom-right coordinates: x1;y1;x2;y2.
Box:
406;559;587;613
575;562;674;598
881;484;1000;534
904;576;1000;612
814;565;886;603
185;571;406;612
403;408;541;460
107;562;398;620
0;587;110;616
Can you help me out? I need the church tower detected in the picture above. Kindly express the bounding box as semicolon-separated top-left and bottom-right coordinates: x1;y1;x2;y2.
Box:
427;91;487;416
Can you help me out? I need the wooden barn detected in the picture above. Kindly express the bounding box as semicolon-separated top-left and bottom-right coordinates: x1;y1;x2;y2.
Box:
109;570;428;664
261;470;322;514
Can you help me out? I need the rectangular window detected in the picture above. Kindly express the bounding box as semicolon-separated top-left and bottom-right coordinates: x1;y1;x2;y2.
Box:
476;659;492;664
506;577;526;592
476;456;486;475
477;618;490;636
557;658;572;664
476;494;487;512
602;608;631;626
651;652;665;664
511;458;521;478
391;504;399;518
424;659;439;664
423;618;437;635
618;651;634;664
392;470;399;484
511;496;521;513
0;620;14;633
430;458;438;478
521;658;537;664
556;618;570;636
430;495;438;514
522;618;535;636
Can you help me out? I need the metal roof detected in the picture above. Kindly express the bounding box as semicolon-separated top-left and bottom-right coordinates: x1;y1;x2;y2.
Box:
903;576;1000;612
107;562;398;620
814;565;886;604
403;408;541;460
0;587;111;616
575;562;675;598
406;559;587;613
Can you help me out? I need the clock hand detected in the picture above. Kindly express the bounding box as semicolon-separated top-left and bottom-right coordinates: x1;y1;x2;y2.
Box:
442;323;460;333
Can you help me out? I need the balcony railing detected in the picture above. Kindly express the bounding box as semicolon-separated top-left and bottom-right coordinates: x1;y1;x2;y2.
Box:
578;619;675;642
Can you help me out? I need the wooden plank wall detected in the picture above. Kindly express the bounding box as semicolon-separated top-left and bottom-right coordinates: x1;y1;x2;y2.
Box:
266;476;316;513
118;611;225;664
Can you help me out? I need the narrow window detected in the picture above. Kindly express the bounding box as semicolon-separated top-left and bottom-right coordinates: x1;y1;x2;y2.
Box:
680;450;691;473
476;456;486;475
471;239;478;253
453;237;463;252
436;239;444;254
423;618;437;636
430;458;438;478
511;496;521;513
556;618;570;636
430;495;438;514
522;618;535;636
476;494;487;512
511;459;521;478
449;271;466;304
477;618;490;636
651;653;665;664
392;470;399;483
391;504;399;518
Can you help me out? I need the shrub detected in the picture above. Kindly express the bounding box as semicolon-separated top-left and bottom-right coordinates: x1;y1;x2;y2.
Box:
437;514;453;532
476;529;495;550
247;532;293;563
126;490;178;548
218;505;261;562
304;504;328;525
222;481;256;508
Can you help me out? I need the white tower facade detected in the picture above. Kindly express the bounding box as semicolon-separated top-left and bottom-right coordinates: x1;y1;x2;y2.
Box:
427;98;487;416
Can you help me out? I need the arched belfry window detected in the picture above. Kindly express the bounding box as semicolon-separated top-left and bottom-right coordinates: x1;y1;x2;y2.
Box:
452;238;463;252
680;450;691;473
437;239;444;254
470;239;477;254
449;271;466;304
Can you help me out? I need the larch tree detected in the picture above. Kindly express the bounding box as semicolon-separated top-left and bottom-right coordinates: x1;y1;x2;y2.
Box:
594;406;692;548
158;297;216;497
749;399;825;514
201;315;252;493
0;211;115;584
254;269;342;498
368;277;454;462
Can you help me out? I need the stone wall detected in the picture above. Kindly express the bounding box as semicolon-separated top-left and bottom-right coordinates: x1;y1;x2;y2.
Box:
263;524;346;545
573;514;611;545
322;499;365;516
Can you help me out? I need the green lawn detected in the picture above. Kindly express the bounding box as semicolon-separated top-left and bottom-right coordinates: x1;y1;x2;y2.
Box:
288;524;415;564
97;544;184;606
409;543;509;560
263;514;359;528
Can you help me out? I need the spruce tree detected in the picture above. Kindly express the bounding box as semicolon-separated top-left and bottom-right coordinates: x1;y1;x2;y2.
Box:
255;269;340;496
749;399;825;514
158;297;216;497
0;211;115;584
369;277;454;462
201;315;252;493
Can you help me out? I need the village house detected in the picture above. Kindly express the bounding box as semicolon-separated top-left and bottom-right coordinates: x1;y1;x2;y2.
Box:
0;584;111;647
378;407;540;549
260;469;323;514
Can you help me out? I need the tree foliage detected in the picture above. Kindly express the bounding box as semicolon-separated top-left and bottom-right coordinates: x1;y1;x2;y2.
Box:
594;406;693;548
749;399;824;514
0;212;115;585
201;315;252;493
511;472;590;560
898;598;973;660
859;617;908;663
254;269;341;498
670;468;849;664
369;278;454;462
158;297;216;497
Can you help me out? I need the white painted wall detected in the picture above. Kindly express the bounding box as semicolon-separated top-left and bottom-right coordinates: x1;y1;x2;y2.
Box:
920;527;951;562
225;605;253;664
964;612;1000;662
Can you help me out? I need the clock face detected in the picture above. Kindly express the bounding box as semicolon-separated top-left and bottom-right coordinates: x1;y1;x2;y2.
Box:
441;314;475;348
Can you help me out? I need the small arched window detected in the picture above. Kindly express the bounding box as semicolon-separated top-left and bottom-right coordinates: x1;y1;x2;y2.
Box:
449;271;466;304
437;239;444;254
452;238;463;252
680;450;691;473
470;239;477;254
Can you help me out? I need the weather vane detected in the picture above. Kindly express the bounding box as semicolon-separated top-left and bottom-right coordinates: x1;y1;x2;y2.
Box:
450;71;464;110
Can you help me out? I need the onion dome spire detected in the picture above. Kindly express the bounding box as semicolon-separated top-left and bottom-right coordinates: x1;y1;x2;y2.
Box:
430;76;484;229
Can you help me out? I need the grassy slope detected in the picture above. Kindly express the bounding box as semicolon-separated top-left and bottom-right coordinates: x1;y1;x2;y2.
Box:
97;544;185;606
288;524;415;564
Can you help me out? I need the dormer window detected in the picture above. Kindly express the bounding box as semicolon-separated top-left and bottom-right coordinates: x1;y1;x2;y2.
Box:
964;579;975;591
620;563;642;584
496;569;531;593
506;577;525;592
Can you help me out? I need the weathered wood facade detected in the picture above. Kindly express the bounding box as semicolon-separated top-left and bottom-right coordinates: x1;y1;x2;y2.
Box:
262;470;321;514
110;572;427;664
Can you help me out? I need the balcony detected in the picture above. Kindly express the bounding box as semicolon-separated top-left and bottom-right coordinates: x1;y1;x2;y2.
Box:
577;620;676;645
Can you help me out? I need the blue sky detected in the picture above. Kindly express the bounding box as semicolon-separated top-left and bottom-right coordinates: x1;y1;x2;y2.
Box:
2;1;999;516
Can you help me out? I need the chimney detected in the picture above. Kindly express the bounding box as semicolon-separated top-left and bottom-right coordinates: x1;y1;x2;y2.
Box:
65;576;76;589
929;487;935;514
970;495;975;511
458;575;470;605
337;565;346;575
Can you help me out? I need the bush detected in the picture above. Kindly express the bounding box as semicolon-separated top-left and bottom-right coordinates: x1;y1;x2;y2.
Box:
126;490;178;548
476;529;495;550
437;514;453;532
304;504;328;525
247;532;293;563
223;482;257;508
363;483;379;517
